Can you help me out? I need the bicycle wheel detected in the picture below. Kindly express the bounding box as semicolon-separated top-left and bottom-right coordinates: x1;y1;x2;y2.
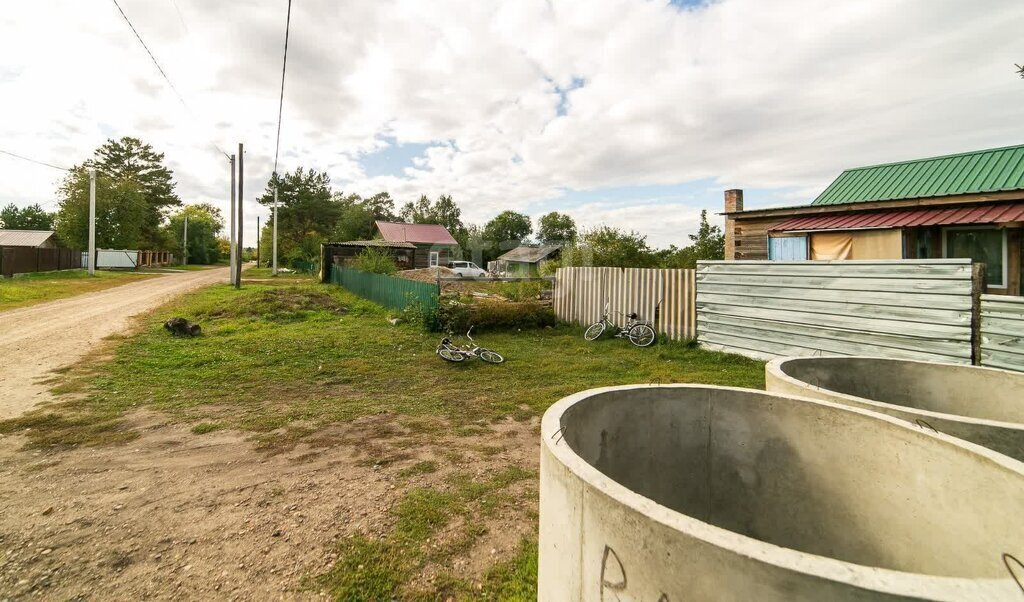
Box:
584;322;606;341
479;349;504;364
438;348;466;362
628;324;656;347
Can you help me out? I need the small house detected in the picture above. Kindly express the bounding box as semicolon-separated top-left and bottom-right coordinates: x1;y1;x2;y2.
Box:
373;221;459;269
493;245;561;276
723;144;1024;296
319;240;417;281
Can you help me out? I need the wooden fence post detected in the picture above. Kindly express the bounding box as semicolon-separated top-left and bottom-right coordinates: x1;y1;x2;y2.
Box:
970;263;986;366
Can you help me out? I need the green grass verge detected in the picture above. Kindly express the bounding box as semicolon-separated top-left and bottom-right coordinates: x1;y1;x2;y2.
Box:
0;270;155;312
1;282;763;448
242;267;315;279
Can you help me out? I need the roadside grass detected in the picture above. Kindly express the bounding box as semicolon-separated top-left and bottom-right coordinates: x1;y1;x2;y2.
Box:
0;269;155;312
242;267;315;280
1;282;763;448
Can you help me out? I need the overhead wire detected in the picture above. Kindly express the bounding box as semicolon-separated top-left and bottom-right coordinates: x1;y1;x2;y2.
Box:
0;149;69;172
272;0;293;178
110;0;229;159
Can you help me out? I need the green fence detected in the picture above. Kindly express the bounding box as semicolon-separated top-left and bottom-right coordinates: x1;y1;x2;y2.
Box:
330;265;439;314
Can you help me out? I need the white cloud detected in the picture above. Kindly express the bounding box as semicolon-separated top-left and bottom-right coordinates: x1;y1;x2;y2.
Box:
1;0;1023;247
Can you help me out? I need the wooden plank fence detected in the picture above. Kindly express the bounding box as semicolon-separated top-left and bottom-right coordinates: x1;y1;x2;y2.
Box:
695;259;977;364
553;267;696;340
979;294;1024;372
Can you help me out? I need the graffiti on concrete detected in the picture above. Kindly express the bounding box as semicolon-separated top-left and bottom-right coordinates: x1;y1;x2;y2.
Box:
600;545;670;601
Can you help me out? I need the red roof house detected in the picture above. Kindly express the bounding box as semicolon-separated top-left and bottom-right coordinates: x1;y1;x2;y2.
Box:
374;221;459;269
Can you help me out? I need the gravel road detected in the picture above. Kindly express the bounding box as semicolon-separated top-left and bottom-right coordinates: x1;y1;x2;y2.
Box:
0;267;229;419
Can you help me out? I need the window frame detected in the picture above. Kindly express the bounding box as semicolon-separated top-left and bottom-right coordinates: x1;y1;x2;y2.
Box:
429;251;440;267
942;225;1007;289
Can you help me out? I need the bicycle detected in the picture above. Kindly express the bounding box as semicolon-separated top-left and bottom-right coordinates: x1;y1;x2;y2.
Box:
583;303;656;347
436;326;505;363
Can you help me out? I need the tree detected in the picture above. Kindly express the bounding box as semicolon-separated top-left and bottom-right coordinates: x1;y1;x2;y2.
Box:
165;203;224;265
562;226;656;268
1016;63;1024;79
257;167;338;262
655;210;725;269
399;194;468;245
536;211;577;245
0;203;54;230
92;137;181;248
54;167;149;250
483;210;532;249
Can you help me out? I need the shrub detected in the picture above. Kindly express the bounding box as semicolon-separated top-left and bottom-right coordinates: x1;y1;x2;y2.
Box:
439;299;555;332
353;247;398;275
498;281;544;302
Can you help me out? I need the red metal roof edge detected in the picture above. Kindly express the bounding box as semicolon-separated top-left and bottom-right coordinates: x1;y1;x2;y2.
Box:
769;202;1024;232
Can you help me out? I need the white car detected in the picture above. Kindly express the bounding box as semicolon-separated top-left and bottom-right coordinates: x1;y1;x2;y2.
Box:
447;261;488;279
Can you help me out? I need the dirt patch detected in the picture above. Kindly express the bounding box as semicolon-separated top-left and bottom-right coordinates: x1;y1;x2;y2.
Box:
0;267;229;420
0;410;540;600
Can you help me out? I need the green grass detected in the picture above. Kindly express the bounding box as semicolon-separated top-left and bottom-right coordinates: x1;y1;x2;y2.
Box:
2;282;763;448
0;269;155;312
242;267;315;280
317;467;535;600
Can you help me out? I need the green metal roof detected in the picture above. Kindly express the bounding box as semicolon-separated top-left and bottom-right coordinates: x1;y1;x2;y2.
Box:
811;143;1024;206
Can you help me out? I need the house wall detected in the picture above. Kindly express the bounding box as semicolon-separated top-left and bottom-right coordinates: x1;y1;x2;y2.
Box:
412;246;454;269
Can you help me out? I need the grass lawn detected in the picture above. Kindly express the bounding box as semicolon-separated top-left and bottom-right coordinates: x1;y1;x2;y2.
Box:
0;269;156;312
242;266;316;280
1;282;764;599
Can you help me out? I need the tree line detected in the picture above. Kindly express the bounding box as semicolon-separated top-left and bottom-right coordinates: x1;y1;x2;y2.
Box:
3;139;724;270
258;165;724;270
0;137;224;264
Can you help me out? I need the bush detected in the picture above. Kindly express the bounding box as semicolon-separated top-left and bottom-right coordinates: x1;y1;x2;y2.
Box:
353;247;398;275
498;281;544;302
439;298;555;332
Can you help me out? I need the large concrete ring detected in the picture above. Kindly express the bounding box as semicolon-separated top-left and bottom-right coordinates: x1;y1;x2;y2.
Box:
538;384;1024;601
765;356;1024;461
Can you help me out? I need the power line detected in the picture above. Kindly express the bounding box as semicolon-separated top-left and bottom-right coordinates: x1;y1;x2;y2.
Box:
110;0;229;158
0;149;69;172
273;0;293;178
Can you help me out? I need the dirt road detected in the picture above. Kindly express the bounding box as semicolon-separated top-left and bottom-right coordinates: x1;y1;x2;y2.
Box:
0;267;229;419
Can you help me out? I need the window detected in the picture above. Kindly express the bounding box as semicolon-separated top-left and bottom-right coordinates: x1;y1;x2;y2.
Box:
943;227;1006;287
429;251;439;267
768;236;808;260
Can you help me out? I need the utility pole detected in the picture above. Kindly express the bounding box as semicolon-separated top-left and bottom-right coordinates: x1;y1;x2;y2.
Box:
235;143;243;289
183;215;188;266
272;186;279;276
229;154;237;285
88;168;96;276
256;216;261;266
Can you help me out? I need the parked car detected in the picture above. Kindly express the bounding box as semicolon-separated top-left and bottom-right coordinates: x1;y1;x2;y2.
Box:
446;261;488;278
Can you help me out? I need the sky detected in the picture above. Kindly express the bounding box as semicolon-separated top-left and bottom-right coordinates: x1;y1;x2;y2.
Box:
1;0;1023;248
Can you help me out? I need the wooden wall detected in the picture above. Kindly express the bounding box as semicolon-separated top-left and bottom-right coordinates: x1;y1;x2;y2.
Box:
979;294;1024;371
729;216;784;260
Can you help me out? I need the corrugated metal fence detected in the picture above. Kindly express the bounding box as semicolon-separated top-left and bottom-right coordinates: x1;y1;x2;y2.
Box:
553;267;696;340
330;265;439;314
695;260;976;364
979;295;1024;372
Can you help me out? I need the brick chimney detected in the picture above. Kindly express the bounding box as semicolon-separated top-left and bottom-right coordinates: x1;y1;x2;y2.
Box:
723;189;743;260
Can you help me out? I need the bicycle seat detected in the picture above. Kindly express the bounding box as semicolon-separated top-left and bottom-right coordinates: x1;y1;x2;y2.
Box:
627;312;637;319
441;337;450;344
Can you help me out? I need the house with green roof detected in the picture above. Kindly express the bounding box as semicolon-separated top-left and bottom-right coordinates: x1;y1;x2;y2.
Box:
723;144;1024;296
